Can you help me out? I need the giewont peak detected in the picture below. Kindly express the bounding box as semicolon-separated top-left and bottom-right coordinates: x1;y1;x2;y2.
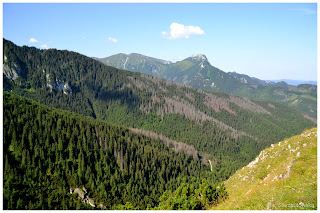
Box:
191;54;207;61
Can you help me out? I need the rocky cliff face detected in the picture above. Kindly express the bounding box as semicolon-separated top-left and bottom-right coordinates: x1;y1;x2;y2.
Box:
70;187;106;209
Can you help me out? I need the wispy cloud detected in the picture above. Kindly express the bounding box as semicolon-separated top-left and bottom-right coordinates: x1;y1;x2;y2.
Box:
162;22;205;40
289;8;316;15
29;38;40;43
40;44;50;49
108;37;118;43
29;37;50;49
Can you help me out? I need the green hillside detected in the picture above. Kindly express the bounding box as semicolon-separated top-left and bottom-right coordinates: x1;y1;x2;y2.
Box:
3;38;315;186
4;92;222;209
212;128;317;210
97;53;317;119
94;53;171;75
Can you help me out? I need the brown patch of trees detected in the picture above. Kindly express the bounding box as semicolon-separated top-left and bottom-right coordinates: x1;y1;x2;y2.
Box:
130;128;199;161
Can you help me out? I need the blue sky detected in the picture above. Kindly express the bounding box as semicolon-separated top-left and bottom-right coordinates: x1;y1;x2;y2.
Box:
3;3;317;81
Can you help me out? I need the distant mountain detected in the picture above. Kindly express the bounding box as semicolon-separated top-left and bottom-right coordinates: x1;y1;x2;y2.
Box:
212;127;317;210
96;54;317;119
4;38;315;183
93;53;172;75
270;79;317;86
3;39;316;209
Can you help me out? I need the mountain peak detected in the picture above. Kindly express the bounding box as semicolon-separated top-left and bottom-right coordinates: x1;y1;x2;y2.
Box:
190;54;207;61
129;53;145;57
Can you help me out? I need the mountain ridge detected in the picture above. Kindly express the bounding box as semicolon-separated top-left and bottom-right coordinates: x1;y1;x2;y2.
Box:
95;53;317;119
270;79;317;86
3;38;317;210
3;38;315;184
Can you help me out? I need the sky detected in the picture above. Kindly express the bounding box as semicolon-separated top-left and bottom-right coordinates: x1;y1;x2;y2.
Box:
3;3;317;81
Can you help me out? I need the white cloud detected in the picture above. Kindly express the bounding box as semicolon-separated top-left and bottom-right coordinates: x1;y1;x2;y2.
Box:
108;37;118;43
162;22;205;40
28;38;50;49
29;38;40;43
40;44;49;49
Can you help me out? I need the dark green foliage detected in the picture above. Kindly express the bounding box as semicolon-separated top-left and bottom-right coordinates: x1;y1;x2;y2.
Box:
3;92;219;210
3;39;316;208
156;179;228;210
115;202;139;210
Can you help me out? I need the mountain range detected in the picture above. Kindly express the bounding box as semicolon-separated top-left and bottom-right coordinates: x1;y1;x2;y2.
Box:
95;53;317;120
270;79;317;86
3;38;317;209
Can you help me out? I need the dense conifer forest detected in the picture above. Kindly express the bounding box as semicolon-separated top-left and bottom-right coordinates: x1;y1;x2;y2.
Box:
4;92;229;209
3;39;316;209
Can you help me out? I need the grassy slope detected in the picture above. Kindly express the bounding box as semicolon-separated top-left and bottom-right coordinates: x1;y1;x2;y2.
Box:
211;128;317;210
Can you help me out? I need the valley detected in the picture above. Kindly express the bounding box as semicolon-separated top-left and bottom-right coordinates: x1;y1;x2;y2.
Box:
3;2;317;210
3;92;212;209
3;38;317;210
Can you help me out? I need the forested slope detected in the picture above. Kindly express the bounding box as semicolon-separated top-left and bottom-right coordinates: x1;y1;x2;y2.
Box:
3;38;315;182
4;92;222;209
97;53;317;119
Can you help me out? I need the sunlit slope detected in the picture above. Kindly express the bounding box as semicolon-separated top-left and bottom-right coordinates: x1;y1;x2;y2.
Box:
212;128;317;210
4;38;315;183
97;53;317;119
